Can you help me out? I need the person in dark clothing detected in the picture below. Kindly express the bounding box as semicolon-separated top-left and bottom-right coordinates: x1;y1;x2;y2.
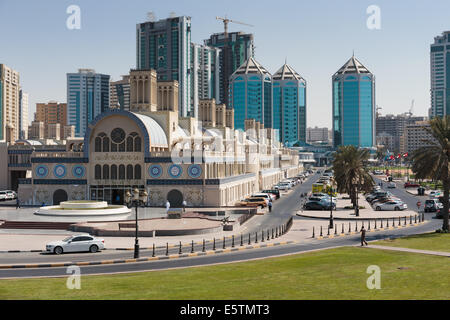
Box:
268;200;273;212
16;198;20;209
361;226;368;246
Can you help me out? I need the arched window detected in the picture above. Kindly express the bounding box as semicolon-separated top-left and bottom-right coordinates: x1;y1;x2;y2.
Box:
119;142;125;152
102;165;109;180
94;165;101;179
126;136;134;152
134;164;141;179
111;165;117;180
126;164;133;180
111;142;117;152
134;137;141;152
95;137;101;152
119;165;125;179
103;137;110;152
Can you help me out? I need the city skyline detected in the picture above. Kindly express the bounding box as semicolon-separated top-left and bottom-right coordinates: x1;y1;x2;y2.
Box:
1;0;449;128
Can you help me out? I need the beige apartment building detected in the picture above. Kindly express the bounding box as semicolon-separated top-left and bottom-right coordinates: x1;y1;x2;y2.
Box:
403;120;437;154
0;64;20;143
34;101;67;138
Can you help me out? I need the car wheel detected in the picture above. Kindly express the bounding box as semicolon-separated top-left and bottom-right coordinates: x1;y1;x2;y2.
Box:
89;245;99;253
394;207;399;211
376;206;381;211
54;246;63;254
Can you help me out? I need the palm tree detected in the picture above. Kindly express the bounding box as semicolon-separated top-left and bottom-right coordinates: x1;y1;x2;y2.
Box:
411;116;450;231
333;146;374;213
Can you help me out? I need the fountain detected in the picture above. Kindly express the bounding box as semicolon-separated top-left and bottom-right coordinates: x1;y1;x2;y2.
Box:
34;200;131;217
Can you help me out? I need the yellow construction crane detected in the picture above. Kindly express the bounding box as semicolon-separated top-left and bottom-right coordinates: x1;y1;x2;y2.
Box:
216;16;253;36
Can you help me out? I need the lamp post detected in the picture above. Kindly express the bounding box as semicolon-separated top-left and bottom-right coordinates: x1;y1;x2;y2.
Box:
125;188;148;259
329;178;335;229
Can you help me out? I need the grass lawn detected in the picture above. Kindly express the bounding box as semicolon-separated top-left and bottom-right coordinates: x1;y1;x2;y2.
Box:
0;247;449;300
374;232;450;253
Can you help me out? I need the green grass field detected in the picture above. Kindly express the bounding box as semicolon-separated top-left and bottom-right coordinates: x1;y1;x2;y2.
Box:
0;246;448;300
374;232;450;253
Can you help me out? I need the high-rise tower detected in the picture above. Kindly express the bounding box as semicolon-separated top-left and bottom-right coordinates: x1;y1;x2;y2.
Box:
430;31;450;117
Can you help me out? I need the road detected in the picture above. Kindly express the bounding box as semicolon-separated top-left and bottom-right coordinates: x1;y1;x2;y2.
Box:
0;172;441;279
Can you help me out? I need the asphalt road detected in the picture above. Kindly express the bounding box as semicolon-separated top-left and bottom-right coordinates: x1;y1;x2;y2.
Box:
0;172;442;279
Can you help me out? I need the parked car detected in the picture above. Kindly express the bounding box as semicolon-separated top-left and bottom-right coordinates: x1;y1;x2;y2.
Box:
46;235;105;254
374;200;407;211
404;181;420;188
429;190;442;198
5;190;16;200
275;182;291;190
251;193;275;202
424;199;443;212
237;197;268;208
0;191;7;201
366;191;390;202
371;197;401;206
261;189;280;199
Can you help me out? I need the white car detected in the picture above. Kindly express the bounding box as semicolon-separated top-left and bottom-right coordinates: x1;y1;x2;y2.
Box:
5;190;16;200
429;190;442;198
251;193;276;202
0;191;7;201
374;200;407;211
46;235;105;254
275;183;290;190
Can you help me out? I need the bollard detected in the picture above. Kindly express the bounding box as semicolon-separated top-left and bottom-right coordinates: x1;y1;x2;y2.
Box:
392;218;395;227
248;233;251;245
368;220;371;230
422;213;425;222
213;238;216;250
223;236;226;249
334;224;337;235
404;216;407;226
240;234;243;246
355;221;358;232
232;235;236;247
348;222;351;233
375;219;377;229
327;226;330;236
261;231;264;242
381;219;383;228
410;215;412;225
275;227;278;238
312;227;315;238
415;215;417;224
166;243;169;256
152;243;155;257
398;216;401;226
341;223;344;234
255;232;258;243
191;240;194;253
267;229;270;241
179;241;182;254
202;239;205;252
272;228;274;239
320;226;323;237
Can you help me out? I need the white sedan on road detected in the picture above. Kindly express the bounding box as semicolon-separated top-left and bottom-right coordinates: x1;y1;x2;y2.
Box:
374;200;408;211
46;235;105;254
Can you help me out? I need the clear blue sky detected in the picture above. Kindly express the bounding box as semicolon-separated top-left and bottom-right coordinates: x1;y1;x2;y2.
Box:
1;0;449;127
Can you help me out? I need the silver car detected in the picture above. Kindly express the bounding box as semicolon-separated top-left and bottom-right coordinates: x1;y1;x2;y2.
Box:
374;200;407;211
46;234;105;254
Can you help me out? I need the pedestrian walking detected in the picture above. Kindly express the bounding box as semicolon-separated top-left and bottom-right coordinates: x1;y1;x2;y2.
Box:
182;200;187;213
360;226;368;246
165;200;171;213
16;198;20;209
268;200;273;212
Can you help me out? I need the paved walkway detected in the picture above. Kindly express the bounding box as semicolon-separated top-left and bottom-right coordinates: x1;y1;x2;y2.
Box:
362;245;450;257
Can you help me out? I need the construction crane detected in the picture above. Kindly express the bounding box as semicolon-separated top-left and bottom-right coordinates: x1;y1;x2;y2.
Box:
408;99;414;116
216;16;253;36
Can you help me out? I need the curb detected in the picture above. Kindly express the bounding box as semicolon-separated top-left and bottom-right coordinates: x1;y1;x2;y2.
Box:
0;241;296;269
314;221;428;240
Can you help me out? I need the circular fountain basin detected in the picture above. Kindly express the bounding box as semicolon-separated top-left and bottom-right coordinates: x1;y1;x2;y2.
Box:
34;200;131;217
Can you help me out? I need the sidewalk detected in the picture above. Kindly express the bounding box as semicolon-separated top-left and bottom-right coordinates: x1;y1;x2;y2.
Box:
362;245;450;257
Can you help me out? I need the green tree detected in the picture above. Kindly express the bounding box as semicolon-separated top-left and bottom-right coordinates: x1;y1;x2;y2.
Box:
411;116;450;231
333;146;374;210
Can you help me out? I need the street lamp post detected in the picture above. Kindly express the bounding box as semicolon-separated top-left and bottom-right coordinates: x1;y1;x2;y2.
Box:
125;188;148;259
329;178;335;229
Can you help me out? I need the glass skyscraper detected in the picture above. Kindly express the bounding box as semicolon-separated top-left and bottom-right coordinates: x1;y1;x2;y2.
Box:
136;16;192;117
430;31;450;118
229;58;271;130
206;32;254;107
332;56;375;148
67;69;110;137
272;63;307;145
